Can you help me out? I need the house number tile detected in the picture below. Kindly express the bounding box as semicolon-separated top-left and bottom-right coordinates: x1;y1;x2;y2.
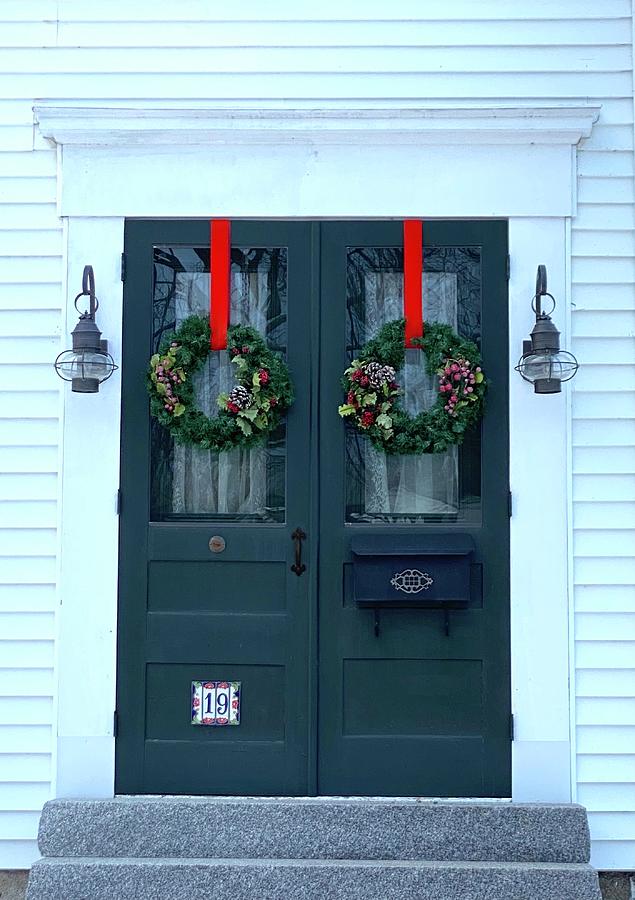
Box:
191;680;241;726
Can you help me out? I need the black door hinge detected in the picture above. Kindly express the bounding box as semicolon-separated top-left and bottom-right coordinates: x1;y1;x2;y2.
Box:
121;252;127;283
113;710;119;738
506;253;511;281
510;713;515;741
507;490;513;518
116;489;122;515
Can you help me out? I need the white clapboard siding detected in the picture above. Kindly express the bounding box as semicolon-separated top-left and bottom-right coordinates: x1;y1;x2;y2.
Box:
576;585;635;613
0;62;60;866
0;0;633;872
575;532;635;556
575;444;635;474
49;0;635;20
5;73;635;101
56;19;631;47
570;0;635;857
2;46;633;74
578;697;635;724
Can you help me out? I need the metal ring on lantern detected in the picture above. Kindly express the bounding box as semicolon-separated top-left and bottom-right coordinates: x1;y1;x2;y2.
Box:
531;292;556;317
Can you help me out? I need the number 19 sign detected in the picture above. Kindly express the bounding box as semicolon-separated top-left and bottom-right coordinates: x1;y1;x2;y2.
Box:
191;681;241;726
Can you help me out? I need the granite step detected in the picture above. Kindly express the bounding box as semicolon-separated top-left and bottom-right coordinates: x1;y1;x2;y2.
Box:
26;857;602;900
36;797;591;863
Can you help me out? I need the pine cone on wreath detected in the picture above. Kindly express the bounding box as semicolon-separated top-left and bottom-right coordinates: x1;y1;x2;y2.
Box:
365;361;387;389
228;385;253;410
365;361;396;389
380;365;396;384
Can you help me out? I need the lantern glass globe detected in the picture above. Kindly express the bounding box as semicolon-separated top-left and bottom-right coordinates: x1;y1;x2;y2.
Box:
516;348;578;394
54;349;116;393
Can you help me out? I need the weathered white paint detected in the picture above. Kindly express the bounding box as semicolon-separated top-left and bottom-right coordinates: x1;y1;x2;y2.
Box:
0;0;633;872
35;106;600;146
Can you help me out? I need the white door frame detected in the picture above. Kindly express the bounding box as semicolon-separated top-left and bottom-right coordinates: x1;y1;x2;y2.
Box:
37;104;599;802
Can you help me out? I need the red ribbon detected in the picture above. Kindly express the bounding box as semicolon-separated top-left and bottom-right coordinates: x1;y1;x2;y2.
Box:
210;219;231;350
403;219;423;348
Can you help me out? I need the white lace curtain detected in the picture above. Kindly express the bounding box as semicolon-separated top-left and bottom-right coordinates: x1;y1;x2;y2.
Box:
166;263;458;519
361;270;459;517
169;268;271;517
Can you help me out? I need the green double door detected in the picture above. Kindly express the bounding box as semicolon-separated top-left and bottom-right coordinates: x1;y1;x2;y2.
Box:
116;220;510;797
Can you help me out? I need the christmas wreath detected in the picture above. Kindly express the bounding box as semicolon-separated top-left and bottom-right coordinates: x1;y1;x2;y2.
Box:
338;318;486;455
148;315;293;452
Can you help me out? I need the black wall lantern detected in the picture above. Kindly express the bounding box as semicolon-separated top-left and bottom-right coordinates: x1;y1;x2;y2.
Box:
54;265;117;393
515;265;578;394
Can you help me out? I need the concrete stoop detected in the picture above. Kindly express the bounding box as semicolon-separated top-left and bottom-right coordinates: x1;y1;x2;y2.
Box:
26;798;602;900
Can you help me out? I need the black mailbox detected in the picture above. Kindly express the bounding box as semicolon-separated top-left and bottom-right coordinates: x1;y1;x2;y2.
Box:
351;534;476;608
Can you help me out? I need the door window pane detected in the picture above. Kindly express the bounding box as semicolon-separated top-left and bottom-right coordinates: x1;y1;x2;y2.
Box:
151;246;287;522
345;246;482;524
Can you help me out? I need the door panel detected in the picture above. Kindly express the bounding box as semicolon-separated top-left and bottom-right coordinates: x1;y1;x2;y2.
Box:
318;221;510;797
116;220;314;795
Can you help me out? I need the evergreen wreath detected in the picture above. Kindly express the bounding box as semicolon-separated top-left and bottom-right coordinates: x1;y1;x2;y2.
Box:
148;315;293;452
338;318;486;455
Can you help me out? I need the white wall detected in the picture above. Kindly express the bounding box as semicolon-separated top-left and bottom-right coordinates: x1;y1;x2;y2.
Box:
0;0;633;871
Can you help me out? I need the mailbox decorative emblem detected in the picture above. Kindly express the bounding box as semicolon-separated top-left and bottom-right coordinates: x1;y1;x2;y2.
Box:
390;569;434;594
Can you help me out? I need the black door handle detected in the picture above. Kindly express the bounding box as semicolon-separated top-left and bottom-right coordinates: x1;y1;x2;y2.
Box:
291;528;306;576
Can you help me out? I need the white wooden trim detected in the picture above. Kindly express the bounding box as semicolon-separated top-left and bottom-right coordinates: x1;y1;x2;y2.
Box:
508;218;572;802
565;217;578;804
56;218;123;799
35;105;600;147
36;103;599;220
49;103;593;802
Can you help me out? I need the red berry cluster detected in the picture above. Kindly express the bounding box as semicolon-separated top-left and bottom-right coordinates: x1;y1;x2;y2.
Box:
438;358;481;417
347;382;374;424
350;368;370;388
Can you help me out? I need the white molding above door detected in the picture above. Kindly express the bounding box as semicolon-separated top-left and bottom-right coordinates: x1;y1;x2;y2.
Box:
35;105;599;146
35;104;599;219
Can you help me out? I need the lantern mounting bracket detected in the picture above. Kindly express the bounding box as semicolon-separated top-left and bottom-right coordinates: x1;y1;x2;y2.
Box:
535;264;548;297
74;264;99;318
54;264;117;393
533;265;556;318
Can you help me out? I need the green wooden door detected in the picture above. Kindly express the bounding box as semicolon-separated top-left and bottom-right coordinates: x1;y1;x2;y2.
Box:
116;219;509;797
116;221;317;795
318;221;510;797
